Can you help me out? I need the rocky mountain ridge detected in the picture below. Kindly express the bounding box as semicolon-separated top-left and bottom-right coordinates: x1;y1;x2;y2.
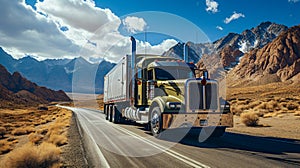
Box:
227;25;300;87
0;64;71;108
164;22;288;70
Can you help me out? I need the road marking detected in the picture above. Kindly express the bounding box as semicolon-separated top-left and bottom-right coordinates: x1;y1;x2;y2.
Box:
60;106;209;167
66;107;111;168
110;123;210;168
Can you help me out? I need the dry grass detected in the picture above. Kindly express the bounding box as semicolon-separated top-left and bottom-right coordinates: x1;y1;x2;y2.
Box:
0;106;72;167
229;96;300;118
1;142;61;168
0;127;6;138
11;126;35;136
47;134;68;146
240;110;260;127
0;140;13;155
28;133;44;145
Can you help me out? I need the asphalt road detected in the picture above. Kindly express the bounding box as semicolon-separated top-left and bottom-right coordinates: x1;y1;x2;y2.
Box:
64;107;300;168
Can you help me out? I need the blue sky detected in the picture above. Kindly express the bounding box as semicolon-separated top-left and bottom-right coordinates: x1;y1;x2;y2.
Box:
94;0;300;41
1;0;299;62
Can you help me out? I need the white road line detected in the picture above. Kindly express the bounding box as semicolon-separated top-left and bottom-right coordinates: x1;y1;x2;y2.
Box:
70;109;111;168
60;106;210;167
110;123;210;168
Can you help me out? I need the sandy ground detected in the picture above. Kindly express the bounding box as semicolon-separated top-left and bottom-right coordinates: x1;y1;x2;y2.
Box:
228;114;300;140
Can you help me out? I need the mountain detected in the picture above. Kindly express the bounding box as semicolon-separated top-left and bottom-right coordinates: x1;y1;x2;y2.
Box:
0;64;71;108
227;25;300;87
162;42;213;63
214;22;288;52
164;22;288;71
0;50;115;93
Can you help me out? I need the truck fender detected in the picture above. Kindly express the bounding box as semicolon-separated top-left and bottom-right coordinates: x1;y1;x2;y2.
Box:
149;97;165;114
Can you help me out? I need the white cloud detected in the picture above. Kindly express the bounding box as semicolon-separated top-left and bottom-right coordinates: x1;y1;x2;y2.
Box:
205;0;219;13
0;0;178;63
122;16;147;33
288;0;299;3
0;0;80;60
216;26;223;30
224;12;245;24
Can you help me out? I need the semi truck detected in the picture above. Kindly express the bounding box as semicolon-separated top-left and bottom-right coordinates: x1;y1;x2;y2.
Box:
103;36;233;137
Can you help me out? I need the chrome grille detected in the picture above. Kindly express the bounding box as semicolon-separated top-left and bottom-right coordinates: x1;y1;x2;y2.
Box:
187;80;218;111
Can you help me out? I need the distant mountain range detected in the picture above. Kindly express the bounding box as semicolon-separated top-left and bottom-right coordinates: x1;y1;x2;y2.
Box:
165;21;300;87
165;22;288;69
0;64;70;108
0;21;299;93
227;24;300;87
0;50;115;93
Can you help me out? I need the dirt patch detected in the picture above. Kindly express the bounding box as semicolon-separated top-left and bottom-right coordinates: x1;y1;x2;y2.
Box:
228;114;300;140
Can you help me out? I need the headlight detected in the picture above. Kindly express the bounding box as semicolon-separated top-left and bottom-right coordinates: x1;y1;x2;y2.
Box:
221;104;230;108
166;102;181;109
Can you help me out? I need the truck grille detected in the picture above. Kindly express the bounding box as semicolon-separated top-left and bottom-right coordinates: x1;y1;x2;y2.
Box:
187;81;218;111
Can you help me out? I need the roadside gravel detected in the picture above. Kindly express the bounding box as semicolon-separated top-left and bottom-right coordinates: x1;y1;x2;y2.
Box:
61;113;88;168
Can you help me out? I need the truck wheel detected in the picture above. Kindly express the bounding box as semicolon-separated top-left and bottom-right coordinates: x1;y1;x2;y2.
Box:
105;105;109;120
108;105;113;122
112;105;122;124
150;106;162;137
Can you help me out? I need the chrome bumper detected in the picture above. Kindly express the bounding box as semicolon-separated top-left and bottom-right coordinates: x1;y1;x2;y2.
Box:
162;112;233;129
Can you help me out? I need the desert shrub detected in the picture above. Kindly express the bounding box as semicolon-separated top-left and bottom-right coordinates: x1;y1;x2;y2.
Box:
12;126;35;136
266;100;280;110
287;102;299;110
0;140;13;154
0;127;6;138
256;102;267;110
47;134;67;146
247;100;261;109
241;111;259;127
230;105;244;115
28;133;44;145
37;127;48;135
3;142;61;168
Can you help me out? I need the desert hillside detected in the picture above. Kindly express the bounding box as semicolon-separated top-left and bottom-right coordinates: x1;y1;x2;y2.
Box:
227;25;300;87
0;64;71;108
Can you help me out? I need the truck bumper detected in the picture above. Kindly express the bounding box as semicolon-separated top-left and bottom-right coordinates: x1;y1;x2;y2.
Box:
162;112;233;129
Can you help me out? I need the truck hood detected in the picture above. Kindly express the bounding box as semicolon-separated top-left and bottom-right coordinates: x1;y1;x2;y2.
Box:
156;79;188;103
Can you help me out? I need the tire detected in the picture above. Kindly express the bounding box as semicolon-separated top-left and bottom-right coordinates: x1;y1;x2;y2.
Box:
108;105;113;122
105;105;109;120
112;105;121;124
150;105;163;137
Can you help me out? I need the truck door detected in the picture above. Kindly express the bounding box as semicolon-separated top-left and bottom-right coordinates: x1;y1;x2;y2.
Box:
136;68;147;105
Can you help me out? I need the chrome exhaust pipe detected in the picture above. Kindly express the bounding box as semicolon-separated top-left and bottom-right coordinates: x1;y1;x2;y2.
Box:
130;36;136;106
183;42;189;62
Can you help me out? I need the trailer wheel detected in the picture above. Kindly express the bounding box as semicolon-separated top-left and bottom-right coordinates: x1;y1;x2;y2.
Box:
150;106;162;137
108;105;113;122
105;105;109;120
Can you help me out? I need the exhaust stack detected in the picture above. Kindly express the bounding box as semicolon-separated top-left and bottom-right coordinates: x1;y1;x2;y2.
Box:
130;36;136;106
183;42;189;62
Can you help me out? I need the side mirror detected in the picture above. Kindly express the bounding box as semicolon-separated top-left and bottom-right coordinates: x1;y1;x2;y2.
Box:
203;70;209;79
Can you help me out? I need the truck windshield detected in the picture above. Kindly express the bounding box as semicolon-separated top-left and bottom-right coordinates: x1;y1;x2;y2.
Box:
155;67;195;80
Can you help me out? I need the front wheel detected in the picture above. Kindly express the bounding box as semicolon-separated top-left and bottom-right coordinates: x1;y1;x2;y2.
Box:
150;106;163;137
